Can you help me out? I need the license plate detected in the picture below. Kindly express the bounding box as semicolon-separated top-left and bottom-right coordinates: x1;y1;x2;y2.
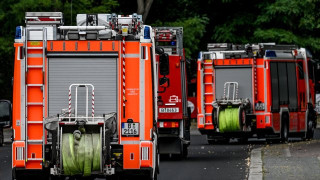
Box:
121;123;139;136
159;108;179;113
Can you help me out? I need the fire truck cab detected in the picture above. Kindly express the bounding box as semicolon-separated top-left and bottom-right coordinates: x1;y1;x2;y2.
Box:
154;27;190;157
197;43;318;143
11;12;159;179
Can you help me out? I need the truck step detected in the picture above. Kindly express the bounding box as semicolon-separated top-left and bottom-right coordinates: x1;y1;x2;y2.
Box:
27;121;43;124
27;158;43;161
26;84;44;87
204;93;213;95
27;65;43;69
27;102;43;105
27;47;43;50
27;139;43;143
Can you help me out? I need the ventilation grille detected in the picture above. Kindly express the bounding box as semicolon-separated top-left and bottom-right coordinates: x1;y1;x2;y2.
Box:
141;147;149;160
16;147;24;161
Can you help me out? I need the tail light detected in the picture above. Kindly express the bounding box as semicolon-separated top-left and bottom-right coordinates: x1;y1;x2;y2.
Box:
157;121;179;128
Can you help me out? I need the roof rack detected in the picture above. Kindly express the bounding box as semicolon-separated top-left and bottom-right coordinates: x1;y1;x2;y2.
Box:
154;27;183;56
25;12;63;25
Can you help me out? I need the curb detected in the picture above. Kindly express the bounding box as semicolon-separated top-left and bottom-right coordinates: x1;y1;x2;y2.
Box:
248;148;263;180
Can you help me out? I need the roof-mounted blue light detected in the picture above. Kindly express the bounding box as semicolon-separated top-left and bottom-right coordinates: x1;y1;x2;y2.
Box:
265;50;276;57
144;26;150;39
15;26;22;39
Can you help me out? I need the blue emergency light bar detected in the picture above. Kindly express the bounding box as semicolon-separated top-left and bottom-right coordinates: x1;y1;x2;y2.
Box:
15;26;22;39
265;50;277;57
144;26;150;39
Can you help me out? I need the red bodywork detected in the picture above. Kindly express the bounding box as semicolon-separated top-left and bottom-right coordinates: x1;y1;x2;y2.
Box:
197;45;316;138
157;55;185;120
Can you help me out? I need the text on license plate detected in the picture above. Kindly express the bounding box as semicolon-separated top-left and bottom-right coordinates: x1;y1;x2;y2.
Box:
159;108;179;113
121;123;139;136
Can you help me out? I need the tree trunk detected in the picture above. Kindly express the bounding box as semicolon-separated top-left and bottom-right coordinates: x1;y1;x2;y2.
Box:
137;0;153;22
137;0;145;14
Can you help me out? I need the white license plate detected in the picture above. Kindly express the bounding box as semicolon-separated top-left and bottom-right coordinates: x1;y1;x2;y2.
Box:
121;123;139;136
159;108;179;113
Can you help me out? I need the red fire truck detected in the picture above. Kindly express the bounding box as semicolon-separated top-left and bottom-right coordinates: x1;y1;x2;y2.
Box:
197;43;318;143
154;27;190;157
8;12;160;179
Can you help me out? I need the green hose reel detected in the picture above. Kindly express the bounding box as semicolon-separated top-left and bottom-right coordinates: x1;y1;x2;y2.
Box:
218;107;241;133
62;133;101;176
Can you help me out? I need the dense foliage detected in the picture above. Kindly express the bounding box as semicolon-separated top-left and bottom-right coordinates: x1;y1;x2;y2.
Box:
1;0;320;99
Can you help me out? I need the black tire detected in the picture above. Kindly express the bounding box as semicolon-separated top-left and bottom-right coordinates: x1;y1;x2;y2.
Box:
153;171;158;180
207;139;215;145
238;136;248;144
182;144;188;158
12;168;16;180
207;135;215;145
281;117;289;143
0;127;4;146
48;175;62;180
306;120;315;140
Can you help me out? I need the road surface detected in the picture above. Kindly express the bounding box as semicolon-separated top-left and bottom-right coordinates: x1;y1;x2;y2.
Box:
1;128;319;180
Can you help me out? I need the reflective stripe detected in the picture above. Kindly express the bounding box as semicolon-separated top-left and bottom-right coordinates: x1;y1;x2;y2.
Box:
140;45;145;141
121;54;139;58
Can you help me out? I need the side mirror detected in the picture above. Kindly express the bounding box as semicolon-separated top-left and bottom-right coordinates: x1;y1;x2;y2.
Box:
159;53;169;76
0;100;12;128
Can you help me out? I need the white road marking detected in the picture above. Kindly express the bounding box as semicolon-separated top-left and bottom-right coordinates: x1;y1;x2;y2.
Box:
284;147;291;157
248;148;263;180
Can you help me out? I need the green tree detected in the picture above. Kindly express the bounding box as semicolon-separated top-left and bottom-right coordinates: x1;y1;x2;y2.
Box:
254;0;320;56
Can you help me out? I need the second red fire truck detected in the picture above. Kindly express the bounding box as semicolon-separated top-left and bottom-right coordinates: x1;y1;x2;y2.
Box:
197;43;318;143
154;27;190;157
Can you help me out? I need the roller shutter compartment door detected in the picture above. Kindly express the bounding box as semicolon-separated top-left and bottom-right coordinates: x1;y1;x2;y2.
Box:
215;68;253;103
48;57;117;116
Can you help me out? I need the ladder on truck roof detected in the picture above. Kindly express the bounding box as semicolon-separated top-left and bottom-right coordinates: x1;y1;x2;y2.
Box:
202;52;215;126
24;27;47;164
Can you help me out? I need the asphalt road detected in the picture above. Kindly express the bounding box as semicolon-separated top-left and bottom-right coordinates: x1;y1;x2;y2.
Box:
1;128;319;180
158;135;262;180
0;143;11;179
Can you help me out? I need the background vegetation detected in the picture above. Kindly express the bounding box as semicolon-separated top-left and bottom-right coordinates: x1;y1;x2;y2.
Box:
1;0;320;100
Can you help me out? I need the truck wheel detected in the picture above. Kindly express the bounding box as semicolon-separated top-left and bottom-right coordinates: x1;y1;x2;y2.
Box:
281;118;289;143
153;171;158;180
238;136;248;144
207;139;215;145
207;135;215;145
48;175;62;180
0;127;3;146
182;144;188;158
306;120;315;140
